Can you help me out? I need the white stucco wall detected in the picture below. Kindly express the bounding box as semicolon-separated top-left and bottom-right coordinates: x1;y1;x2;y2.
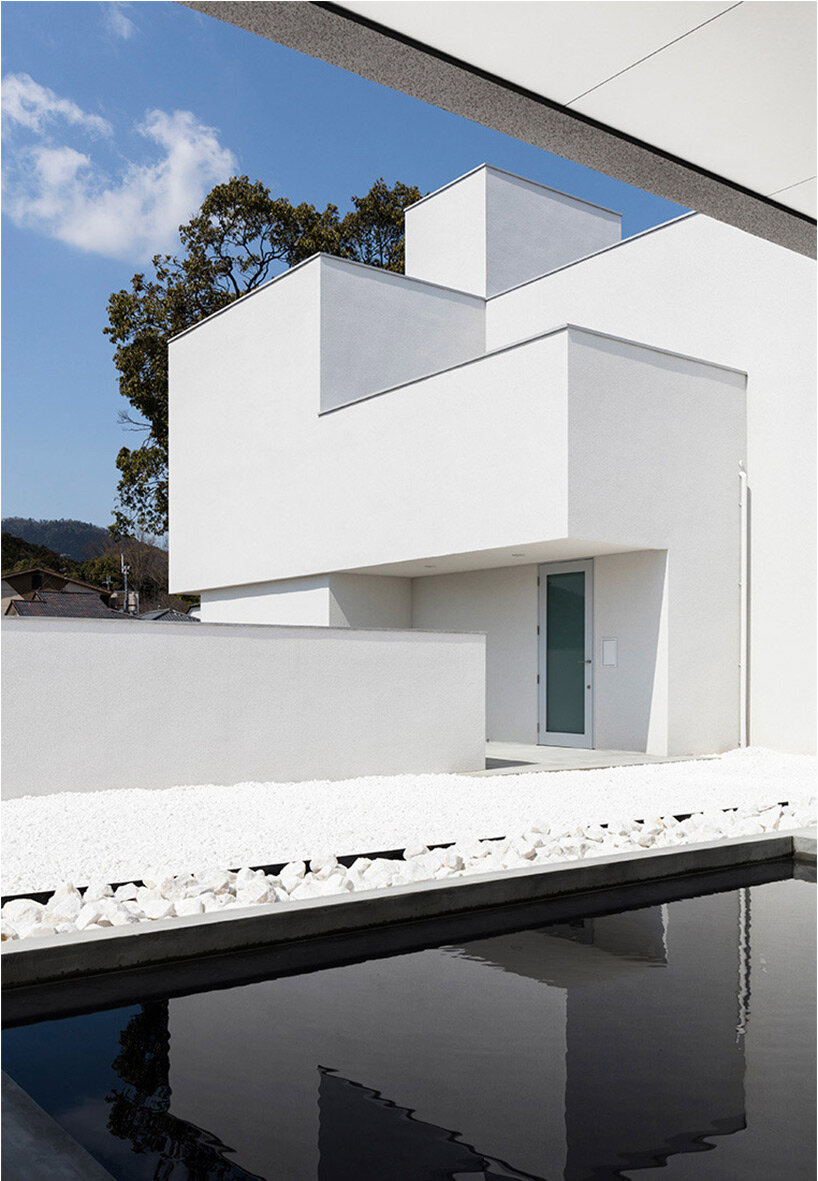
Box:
169;182;810;753
169;257;321;602
198;577;335;626
171;328;571;593
200;574;413;629
319;256;484;412
569;332;745;755
593;551;668;753
408;334;743;754
412;564;539;743
484;167;621;297
1;618;486;798
174;314;744;754
328;573;413;629
404;166;487;295
405;165;621;297
486;214;816;752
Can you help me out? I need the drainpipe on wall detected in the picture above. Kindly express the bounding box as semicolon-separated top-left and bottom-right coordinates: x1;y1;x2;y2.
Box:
738;464;748;747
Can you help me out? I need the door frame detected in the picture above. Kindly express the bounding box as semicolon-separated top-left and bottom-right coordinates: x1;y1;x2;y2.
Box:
537;558;594;748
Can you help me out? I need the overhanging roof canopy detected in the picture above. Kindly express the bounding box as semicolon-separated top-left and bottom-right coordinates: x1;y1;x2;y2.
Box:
183;0;816;257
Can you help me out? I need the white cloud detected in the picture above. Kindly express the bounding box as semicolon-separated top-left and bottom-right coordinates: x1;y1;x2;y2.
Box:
2;73;112;137
104;2;137;41
3;88;238;260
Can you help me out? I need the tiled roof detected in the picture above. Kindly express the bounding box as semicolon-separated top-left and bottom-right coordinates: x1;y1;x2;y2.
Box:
139;608;199;622
1;567;109;594
8;591;131;620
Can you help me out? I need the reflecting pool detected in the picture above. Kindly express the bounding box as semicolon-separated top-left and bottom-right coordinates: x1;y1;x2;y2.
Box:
3;871;815;1179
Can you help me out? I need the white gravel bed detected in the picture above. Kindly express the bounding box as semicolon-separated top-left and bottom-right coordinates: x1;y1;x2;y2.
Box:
1;747;814;898
2;796;815;942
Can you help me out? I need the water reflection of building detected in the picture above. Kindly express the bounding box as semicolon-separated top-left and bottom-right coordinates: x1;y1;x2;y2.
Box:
100;881;813;1180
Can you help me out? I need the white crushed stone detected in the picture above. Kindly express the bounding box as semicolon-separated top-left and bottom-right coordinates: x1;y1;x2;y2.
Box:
2;796;815;942
1;747;814;897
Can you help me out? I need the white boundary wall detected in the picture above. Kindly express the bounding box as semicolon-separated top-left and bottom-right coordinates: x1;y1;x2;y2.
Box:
1;619;486;799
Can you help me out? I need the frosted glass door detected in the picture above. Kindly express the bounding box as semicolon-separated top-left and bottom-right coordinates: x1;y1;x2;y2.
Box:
538;560;593;747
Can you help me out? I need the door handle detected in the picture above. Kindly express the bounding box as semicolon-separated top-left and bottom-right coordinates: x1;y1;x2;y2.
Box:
577;659;592;664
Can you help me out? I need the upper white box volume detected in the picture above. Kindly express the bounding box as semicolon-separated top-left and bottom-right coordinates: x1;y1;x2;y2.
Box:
405;165;622;297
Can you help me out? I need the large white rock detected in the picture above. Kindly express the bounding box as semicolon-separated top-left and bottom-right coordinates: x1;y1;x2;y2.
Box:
1;919;18;941
106;904;137;926
192;868;233;894
235;877;274;905
24;924;57;940
136;886;164;908
114;882;139;902
508;838;536;861
309;854;338;878
75;903;104;930
289;879;323;901
279;861;307;891
159;875;195;901
521;829;546;848
46;892;82;922
402;844;429;861
82;881;114;902
399;860;428;883
456;839;487;861
48;882;81;904
174;897;206;917
417;849;445;874
141;897;174;920
757;805;782;829
732;817;766;837
234;866;256;885
2;898;46;928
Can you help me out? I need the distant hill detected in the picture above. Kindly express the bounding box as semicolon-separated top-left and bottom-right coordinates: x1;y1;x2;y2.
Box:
1;532;85;577
1;518;111;561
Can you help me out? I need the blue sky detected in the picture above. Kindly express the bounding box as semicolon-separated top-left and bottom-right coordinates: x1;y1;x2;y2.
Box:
1;1;688;530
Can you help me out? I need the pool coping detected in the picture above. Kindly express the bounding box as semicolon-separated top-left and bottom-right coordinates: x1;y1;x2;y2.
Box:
2;827;814;991
1;1071;116;1181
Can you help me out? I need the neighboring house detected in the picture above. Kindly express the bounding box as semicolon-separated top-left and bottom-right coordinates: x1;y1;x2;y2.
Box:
1;567;115;615
5;589;130;620
109;589;141;615
169;164;815;757
139;608;199;623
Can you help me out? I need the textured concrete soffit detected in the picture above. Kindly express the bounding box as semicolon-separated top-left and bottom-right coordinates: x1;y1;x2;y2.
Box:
180;0;816;258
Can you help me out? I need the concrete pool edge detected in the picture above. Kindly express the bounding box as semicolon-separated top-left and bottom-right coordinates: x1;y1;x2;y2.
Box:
1;1071;117;1181
793;829;817;861
2;828;815;991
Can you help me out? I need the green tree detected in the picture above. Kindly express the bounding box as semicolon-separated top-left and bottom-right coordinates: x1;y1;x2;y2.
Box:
105;175;422;536
339;178;421;271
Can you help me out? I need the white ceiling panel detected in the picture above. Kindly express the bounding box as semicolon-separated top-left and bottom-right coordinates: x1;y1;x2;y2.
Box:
341;2;734;105
338;0;816;217
571;2;816;207
767;178;816;217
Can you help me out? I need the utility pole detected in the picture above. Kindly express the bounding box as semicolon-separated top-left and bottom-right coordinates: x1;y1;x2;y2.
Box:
121;553;130;615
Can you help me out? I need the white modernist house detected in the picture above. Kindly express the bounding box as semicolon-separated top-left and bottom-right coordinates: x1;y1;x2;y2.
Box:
169;164;816;758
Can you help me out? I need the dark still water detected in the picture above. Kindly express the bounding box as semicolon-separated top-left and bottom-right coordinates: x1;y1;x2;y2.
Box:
3;873;815;1180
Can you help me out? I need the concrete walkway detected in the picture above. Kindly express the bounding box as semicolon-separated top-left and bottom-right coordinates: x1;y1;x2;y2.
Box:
477;741;705;775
